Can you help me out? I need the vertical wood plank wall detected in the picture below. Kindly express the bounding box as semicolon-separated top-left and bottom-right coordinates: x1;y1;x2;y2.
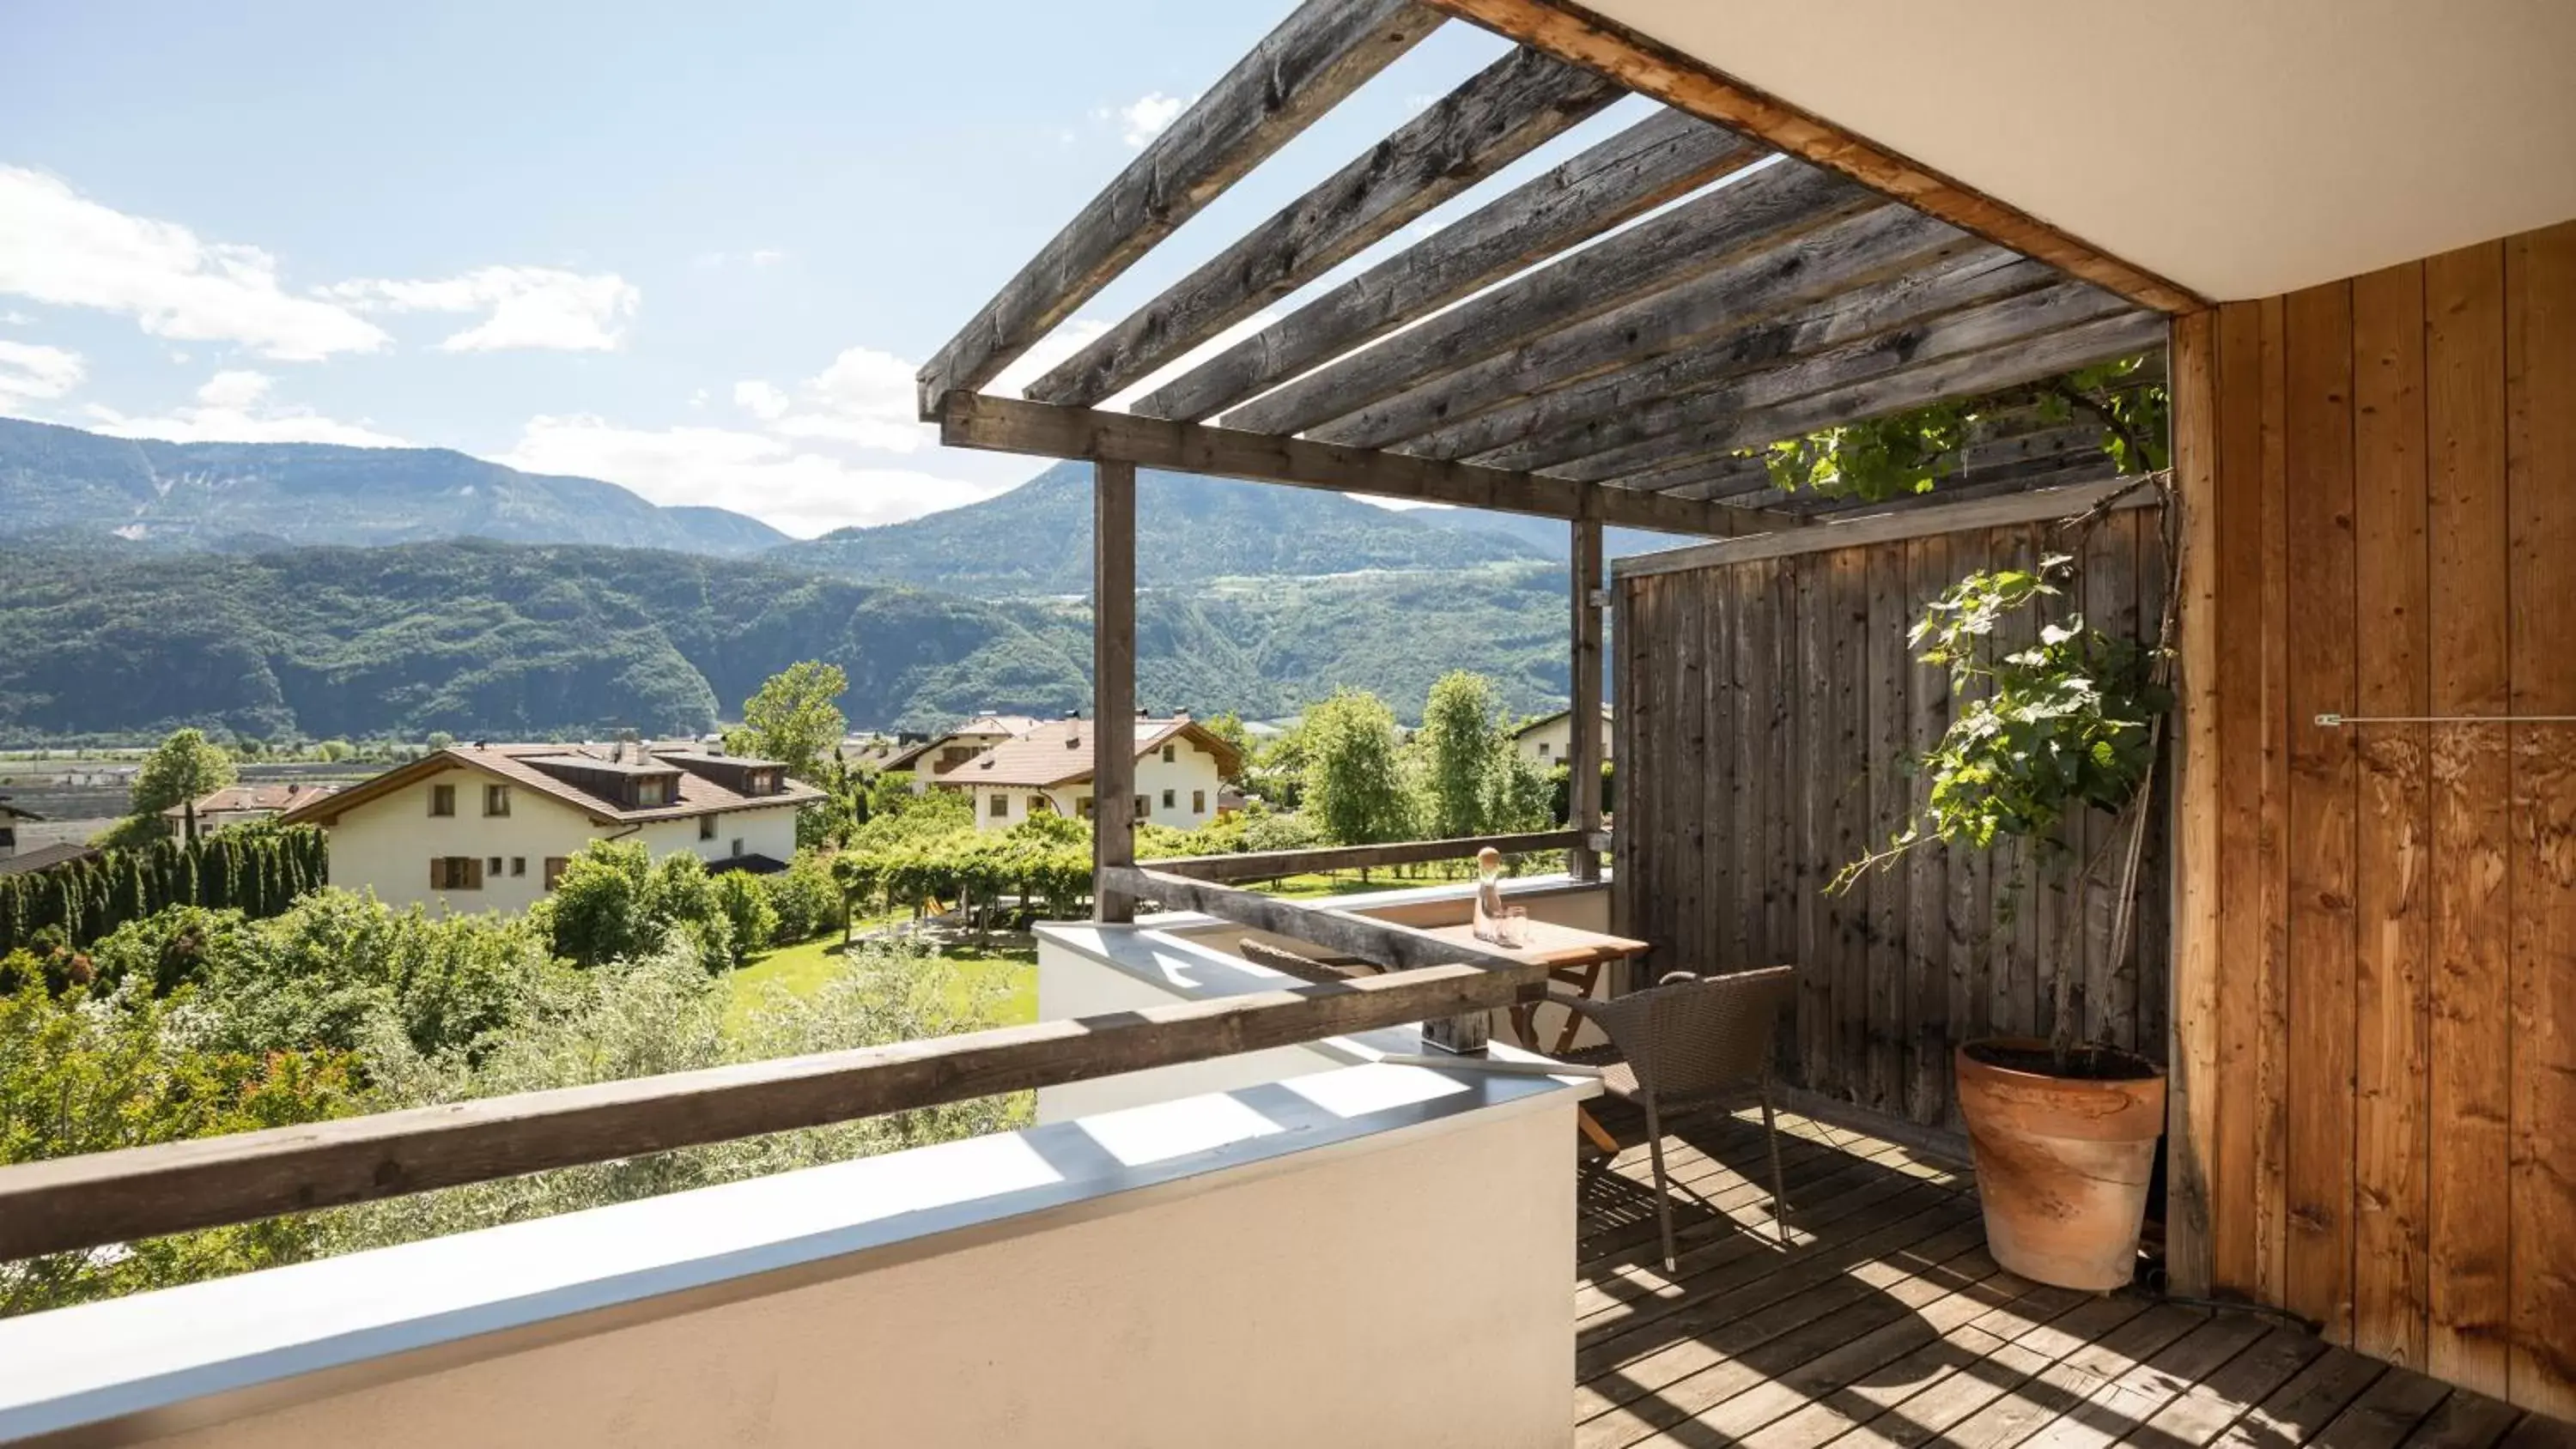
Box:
2172;218;2576;1414
1611;506;2172;1134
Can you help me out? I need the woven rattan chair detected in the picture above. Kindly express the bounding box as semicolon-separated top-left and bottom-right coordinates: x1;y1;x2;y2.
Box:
1236;937;1381;985
1561;964;1800;1270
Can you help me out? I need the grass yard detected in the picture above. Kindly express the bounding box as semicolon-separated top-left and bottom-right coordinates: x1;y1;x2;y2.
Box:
722;931;1039;1038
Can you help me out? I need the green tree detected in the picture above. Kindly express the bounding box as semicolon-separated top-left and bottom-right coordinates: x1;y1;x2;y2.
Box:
1418;671;1507;839
711;871;776;967
1198;712;1253;781
129;728;237;843
735;661;848;782
1300;689;1413;846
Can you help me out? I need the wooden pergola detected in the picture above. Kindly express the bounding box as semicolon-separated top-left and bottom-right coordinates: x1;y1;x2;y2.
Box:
916;0;2177;926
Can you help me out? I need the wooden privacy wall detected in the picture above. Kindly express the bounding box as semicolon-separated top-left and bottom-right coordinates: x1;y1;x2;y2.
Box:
1610;497;2171;1136
2169;219;2576;1415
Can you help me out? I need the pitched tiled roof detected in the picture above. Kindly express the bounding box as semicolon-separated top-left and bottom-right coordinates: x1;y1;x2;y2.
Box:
883;715;1047;773
0;843;98;877
941;717;1242;790
1511;706;1614;737
162;782;340;819
281;744;823;828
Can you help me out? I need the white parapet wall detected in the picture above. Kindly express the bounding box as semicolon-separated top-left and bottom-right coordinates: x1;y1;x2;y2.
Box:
0;1063;1594;1448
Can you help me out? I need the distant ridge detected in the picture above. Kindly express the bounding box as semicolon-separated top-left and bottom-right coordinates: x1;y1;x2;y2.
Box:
0;415;788;556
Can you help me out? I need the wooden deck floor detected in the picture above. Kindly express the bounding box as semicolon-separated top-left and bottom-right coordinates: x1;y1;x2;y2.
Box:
1573;1107;2568;1449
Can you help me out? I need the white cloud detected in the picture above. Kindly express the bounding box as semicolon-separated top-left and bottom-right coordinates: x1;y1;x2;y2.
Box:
84;368;408;447
496;414;1009;537
1115;92;1188;148
0;167;391;361
1;310;33;326
0;340;84;403
731;345;932;452
326;265;639;352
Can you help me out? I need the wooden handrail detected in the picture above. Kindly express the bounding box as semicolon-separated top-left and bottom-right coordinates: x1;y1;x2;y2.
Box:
0;881;1552;1264
1138;829;1583;882
1101;865;1540;974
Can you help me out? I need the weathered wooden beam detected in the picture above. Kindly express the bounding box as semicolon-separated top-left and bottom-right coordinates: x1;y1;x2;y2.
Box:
1025;46;1624;409
1417;0;2208;315
1612;308;2170;488
1608;474;2157;578
1306;203;1974;451
1131;109;1763;423
1421;252;2052;467
1568;507;1606;882
914;0;1443;416
936;391;1794;538
1142;829;1582;882
1093;460;1138;923
1103;866;1542;976
0;957;1544;1262
1218;157;1877;437
1541;282;2145;482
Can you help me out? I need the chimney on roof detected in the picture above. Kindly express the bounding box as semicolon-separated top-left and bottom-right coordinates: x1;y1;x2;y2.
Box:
1135;707;1151;718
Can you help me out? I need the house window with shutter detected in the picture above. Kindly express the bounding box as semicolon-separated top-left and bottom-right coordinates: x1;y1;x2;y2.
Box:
1133;795;1147;820
1161;788;1176;809
1162;744;1175;763
483;784;510;816
430;856;483;890
989;793;1008;818
1076;796;1092;818
700;815;717;840
1194;790;1206;815
543;857;568;889
511;857;526;877
1536;742;1550;758
636;779;668;807
429;784;455;817
731;838;744;858
487;856;502;876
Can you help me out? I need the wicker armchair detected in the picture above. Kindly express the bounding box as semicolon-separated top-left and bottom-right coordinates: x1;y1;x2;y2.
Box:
1236;937;1381;985
1560;964;1799;1270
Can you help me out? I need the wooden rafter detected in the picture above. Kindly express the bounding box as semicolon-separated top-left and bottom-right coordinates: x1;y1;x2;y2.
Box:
1605;308;2170;490
1024;45;1625;408
1532;280;2143;481
1130;108;1763;423
913;0;1443;417
1418;0;2208;315
1304;203;1976;451
1221;156;1878;437
1410;252;2054;465
934;391;1796;537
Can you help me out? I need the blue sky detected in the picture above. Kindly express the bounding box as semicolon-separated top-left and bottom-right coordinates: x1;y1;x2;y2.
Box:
0;2;1663;537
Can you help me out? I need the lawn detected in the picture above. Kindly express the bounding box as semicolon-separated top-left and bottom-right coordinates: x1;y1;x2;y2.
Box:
722;931;1039;1038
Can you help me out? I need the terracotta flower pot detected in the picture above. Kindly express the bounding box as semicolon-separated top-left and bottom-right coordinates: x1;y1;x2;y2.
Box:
1953;1037;2166;1292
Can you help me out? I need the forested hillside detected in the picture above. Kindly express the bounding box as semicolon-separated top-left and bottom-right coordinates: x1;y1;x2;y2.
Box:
0;539;1578;739
767;461;1549;592
0;417;787;555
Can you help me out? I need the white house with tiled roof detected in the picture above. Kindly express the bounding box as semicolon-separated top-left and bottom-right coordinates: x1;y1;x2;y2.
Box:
940;716;1240;833
161;782;341;836
882;713;1045;793
1510;706;1613;769
279;743;821;914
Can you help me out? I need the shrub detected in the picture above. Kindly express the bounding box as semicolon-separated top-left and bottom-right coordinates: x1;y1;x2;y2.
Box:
712;871;776;967
762;852;841;944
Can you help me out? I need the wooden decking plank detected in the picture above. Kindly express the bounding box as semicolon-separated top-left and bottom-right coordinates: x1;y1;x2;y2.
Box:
1579;1125;1930;1273
1811;1294;2164;1449
2391;1391;2526;1449
2206;1348;2390;1449
1731;1282;2095;1449
1581;1246;2020;1448
2117;1324;2330;1449
1577;1159;1958;1321
2018;1313;2276;1449
1929;1303;2212;1449
2493;1414;2576;1449
1578;1213;1991;1418
2310;1372;2458;1449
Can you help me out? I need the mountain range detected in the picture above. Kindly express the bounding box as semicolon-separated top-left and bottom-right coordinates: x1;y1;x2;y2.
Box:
0;417;1644;739
0;417;789;556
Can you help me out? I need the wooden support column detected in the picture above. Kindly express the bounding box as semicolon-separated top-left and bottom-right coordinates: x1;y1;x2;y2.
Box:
2166;306;2221;1299
1568;505;1605;884
1093;460;1137;923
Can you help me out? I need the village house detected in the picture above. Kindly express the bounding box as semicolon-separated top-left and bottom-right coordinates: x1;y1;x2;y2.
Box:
1510;705;1613;768
881;712;1044;792
278;742;819;914
161;782;341;836
0;798;34;859
941;714;1239;832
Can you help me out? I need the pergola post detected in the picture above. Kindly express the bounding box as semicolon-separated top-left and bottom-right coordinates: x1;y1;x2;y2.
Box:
1093;460;1138;923
1567;506;1605;883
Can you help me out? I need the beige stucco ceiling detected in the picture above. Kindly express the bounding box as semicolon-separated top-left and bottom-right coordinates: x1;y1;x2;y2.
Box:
1579;0;2576;301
